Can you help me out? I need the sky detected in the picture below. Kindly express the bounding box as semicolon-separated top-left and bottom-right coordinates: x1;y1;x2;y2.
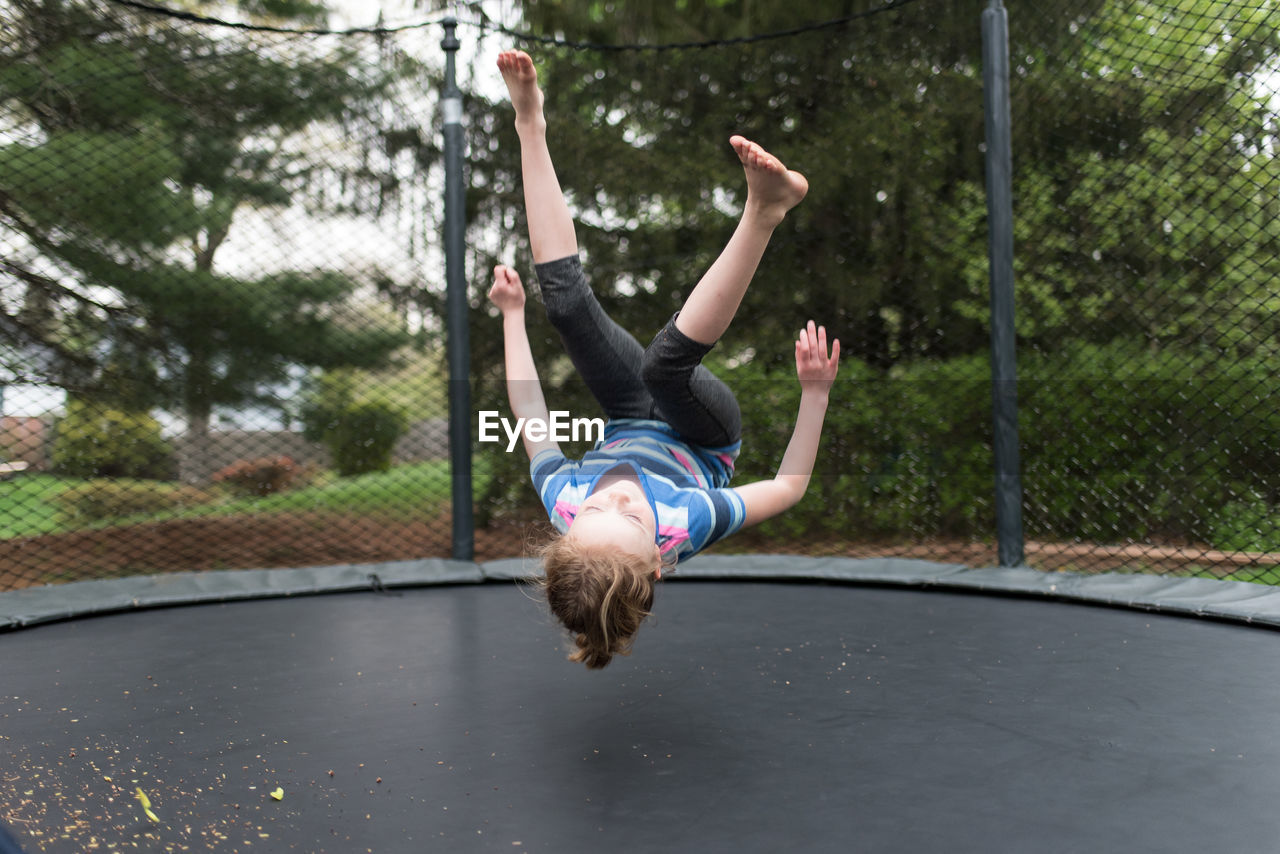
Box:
332;0;516;93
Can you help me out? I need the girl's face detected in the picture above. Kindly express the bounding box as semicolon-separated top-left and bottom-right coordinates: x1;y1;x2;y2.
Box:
567;479;662;573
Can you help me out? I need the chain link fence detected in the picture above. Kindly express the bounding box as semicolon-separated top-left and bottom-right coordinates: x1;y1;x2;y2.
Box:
1010;0;1279;580
0;0;463;588
1;0;1276;592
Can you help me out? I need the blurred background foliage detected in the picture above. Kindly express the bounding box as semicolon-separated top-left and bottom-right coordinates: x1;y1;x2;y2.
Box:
1;0;1276;588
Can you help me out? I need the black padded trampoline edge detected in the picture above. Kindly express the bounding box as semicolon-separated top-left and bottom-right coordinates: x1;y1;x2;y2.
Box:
671;555;1280;629
3;554;1279;631
0;559;484;630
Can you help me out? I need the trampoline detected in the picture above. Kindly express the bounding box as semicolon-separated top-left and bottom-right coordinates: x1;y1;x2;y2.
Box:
3;556;1280;853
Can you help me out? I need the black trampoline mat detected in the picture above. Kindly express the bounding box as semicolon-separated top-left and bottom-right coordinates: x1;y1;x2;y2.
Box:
3;580;1279;853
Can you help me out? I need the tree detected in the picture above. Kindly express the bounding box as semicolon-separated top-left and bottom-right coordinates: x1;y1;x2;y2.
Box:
469;0;1278;363
461;0;1092;512
945;0;1280;359
465;2;1124;375
463;0;1279;531
0;0;430;477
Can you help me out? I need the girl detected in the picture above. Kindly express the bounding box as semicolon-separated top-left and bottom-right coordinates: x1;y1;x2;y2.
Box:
489;50;840;668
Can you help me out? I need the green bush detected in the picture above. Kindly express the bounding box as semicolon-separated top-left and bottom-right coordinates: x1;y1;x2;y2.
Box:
300;371;410;477
306;402;408;477
734;353;995;543
332;403;407;476
57;480;210;525
480;338;1276;552
732;339;1277;548
51;399;173;480
1019;341;1278;545
1210;493;1280;553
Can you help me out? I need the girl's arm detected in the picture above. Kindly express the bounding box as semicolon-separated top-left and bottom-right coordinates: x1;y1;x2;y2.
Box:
489;265;561;461
733;321;839;527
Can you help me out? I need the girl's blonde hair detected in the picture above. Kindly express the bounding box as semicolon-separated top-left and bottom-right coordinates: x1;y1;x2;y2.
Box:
538;536;657;669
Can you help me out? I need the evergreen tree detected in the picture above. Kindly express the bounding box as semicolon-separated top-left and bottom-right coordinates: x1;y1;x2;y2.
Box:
948;0;1280;359
465;0;1279;523
0;0;427;476
469;0;1277;365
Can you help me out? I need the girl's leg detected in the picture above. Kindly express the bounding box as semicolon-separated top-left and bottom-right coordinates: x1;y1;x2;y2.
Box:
673;137;809;346
499;51;653;421
642;319;741;448
643;138;808;447
535;256;655;422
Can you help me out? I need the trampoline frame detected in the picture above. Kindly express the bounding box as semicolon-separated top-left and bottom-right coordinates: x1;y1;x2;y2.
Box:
4;554;1280;633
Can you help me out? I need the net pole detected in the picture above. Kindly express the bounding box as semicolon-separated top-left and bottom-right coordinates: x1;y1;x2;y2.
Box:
981;0;1025;567
442;17;474;560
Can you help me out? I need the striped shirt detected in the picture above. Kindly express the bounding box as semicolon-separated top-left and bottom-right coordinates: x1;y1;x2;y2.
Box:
530;419;746;560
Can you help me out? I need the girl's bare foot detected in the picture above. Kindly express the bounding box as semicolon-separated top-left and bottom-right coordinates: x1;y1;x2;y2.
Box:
497;50;545;131
730;135;809;224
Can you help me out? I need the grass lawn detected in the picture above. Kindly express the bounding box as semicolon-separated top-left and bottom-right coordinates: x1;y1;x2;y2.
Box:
0;459;489;538
2;459;1275;587
0;474;68;538
205;460;464;520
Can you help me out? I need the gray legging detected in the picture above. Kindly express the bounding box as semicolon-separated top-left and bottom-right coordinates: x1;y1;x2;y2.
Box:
534;255;742;449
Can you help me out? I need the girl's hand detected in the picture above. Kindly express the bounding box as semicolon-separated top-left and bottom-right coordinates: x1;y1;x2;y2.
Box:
795;320;839;394
488;265;526;314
